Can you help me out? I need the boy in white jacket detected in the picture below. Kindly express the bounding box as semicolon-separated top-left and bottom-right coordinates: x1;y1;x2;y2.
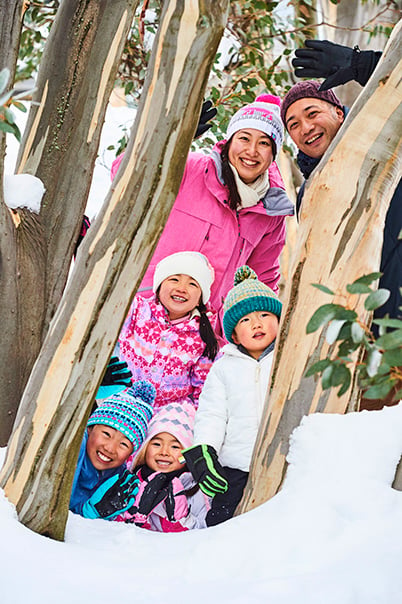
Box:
183;265;282;526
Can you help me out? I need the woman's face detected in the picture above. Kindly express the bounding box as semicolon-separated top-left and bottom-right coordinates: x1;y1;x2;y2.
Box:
228;128;274;184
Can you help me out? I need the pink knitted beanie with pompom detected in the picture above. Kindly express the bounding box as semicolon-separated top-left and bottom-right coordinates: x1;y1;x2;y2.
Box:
226;93;284;155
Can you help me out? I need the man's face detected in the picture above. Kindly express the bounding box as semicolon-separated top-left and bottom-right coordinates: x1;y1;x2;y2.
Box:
285;98;344;159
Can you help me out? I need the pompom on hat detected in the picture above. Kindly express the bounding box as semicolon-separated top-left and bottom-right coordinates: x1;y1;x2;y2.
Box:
131;402;196;468
226;94;284;156
153;251;215;304
223;266;282;343
280;80;343;129
87;380;155;450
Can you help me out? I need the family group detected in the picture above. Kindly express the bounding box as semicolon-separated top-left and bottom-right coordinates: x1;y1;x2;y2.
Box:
70;39;401;532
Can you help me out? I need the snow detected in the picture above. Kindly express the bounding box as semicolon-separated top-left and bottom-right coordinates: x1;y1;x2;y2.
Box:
2;76;402;604
1;404;401;603
3;173;45;213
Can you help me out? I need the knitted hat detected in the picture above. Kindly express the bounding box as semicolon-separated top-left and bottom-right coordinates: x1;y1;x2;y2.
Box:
153;251;215;304
223;266;282;342
226;94;284;155
132;402;196;468
280;80;343;129
87;380;155;450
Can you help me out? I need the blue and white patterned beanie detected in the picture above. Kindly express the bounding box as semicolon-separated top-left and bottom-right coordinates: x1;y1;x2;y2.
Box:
223;266;282;343
87;380;155;450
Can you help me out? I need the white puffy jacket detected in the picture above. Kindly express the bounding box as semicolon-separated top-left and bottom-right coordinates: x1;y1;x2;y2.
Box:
193;343;274;472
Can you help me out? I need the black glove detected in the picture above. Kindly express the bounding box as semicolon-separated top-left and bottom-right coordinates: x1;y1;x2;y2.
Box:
182;444;228;498
129;471;177;526
74;214;91;258
96;356;132;399
292;40;381;90
194;100;217;139
82;469;140;519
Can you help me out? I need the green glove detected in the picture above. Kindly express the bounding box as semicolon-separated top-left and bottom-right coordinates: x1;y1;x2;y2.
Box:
182;444;228;498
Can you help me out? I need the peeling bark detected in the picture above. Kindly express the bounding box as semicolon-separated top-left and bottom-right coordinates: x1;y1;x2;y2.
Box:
0;0;229;541
237;20;402;514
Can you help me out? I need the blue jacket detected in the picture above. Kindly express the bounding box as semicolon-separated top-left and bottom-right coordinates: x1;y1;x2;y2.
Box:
69;431;126;516
296;122;401;327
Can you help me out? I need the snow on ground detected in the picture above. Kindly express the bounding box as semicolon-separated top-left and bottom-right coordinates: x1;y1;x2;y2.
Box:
2;77;402;604
1;404;402;604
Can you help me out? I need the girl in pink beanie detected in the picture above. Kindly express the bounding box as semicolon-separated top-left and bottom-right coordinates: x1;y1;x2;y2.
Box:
114;402;210;532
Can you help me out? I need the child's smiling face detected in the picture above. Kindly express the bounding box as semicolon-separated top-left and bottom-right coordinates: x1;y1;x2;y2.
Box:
158;274;202;320
145;432;185;473
232;310;279;359
86;424;133;471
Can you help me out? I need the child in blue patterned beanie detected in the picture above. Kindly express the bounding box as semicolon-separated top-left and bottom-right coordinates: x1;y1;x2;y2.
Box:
182;265;282;526
69;380;155;520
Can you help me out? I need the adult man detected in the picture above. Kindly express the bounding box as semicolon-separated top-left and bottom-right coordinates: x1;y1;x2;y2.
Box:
281;41;401;326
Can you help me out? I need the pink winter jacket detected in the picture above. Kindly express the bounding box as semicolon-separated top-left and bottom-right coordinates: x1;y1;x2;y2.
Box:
111;141;294;323
118;295;217;410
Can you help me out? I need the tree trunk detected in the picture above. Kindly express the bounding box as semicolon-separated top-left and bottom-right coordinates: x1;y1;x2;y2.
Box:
0;0;229;541
237;20;402;514
0;0;138;444
0;0;26;77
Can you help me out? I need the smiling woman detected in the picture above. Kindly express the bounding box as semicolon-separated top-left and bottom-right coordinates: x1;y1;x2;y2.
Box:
111;95;294;332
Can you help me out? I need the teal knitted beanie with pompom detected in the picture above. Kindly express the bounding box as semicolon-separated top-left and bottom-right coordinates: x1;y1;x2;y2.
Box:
223;266;282;343
87;380;155;450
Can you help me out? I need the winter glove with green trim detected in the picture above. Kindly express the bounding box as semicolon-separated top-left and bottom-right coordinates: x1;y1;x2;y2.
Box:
96;356;132;399
82;469;140;520
182;444;228;497
292;40;381;91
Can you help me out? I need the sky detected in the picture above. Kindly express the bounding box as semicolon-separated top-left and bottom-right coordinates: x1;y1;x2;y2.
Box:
1;403;402;604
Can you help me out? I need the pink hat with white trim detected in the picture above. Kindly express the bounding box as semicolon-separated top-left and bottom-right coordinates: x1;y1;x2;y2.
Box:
226;94;284;155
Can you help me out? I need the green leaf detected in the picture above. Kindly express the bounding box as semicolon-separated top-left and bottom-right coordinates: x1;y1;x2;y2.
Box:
337;370;351;396
321;364;334;390
346;282;372;294
4;107;15;124
363;380;396;400
351;322;365;343
311;283;334;295
333;308;357;322
305;358;331;377
331;363;349;387
376;329;402;350
366;348;383;377
326;319;346;345
372;318;402;329
0;121;16;135
306;304;356;334
306;304;338;333
351;272;382;286
364;289;390;311
383;347;402;367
